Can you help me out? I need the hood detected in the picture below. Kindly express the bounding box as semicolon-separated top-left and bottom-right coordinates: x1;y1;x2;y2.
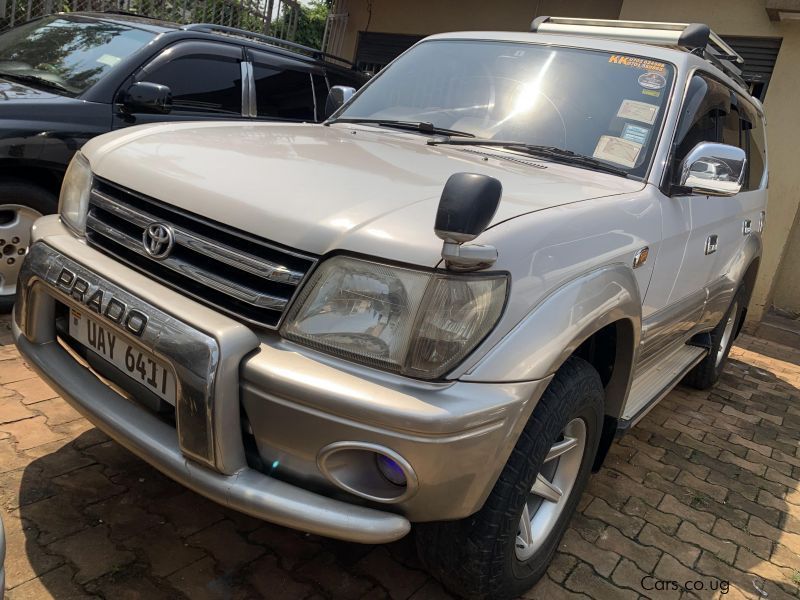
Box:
84;122;645;266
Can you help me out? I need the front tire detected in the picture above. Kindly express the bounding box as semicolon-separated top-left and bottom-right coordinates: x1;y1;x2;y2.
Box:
0;180;56;313
416;357;604;600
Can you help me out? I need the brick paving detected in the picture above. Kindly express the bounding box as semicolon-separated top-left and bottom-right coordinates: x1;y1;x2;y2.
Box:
0;313;799;599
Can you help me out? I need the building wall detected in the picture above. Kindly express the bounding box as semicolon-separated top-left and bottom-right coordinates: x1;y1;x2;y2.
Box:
335;0;623;60
772;210;800;316
619;0;800;324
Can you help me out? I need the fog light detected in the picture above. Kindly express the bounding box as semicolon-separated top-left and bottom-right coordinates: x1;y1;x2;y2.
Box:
376;454;407;486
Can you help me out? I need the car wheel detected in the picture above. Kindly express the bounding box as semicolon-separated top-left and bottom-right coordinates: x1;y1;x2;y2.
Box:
415;356;604;600
0;181;56;313
683;287;745;390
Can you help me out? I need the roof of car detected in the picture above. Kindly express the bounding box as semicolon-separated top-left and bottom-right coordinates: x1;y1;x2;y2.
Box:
62;12;360;73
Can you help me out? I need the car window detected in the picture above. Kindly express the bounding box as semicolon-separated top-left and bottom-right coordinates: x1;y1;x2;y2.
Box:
673;72;765;191
139;42;242;115
251;50;315;120
313;74;328;120
0;15;155;95
738;98;766;190
337;40;676;178
673;74;731;161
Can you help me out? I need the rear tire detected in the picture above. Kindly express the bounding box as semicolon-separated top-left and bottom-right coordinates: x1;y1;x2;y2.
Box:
683;286;745;390
0;180;56;313
415;356;604;600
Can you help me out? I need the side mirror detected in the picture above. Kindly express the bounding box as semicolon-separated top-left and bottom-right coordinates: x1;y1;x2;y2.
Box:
435;173;502;271
325;85;356;119
679;142;746;196
121;81;172;115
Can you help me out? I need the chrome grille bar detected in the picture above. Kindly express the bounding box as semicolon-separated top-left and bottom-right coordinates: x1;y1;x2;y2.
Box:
85;181;316;329
87;215;289;311
91;190;305;285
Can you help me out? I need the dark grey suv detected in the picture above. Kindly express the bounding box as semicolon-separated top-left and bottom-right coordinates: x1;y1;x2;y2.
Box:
0;12;366;309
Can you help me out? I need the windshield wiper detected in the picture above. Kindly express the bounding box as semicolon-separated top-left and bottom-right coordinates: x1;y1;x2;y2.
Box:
0;71;75;95
427;136;630;177
327;118;475;138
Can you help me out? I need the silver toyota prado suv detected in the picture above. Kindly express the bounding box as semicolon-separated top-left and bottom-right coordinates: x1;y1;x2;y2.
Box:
13;17;767;599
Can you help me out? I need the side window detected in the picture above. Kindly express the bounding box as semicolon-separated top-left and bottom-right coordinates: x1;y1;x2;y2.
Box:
251;51;315;120
138;42;242;115
739;98;766;190
313;74;329;120
673;74;731;163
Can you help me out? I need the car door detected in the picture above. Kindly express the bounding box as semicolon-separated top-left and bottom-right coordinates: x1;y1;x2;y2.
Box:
247;49;320;122
112;41;245;128
640;73;731;359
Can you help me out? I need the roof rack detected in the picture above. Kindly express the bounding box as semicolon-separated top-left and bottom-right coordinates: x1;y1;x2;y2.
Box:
182;23;355;68
529;16;747;88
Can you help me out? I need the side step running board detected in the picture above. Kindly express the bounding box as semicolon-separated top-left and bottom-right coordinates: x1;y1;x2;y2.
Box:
617;345;707;435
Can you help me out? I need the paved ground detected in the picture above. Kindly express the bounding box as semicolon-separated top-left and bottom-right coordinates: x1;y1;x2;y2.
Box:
0;313;799;600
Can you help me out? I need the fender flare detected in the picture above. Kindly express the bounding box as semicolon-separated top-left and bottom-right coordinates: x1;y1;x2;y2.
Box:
463;263;642;418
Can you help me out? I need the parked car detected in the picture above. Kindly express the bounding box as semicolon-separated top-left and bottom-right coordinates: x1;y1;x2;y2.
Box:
13;16;766;600
0;12;366;310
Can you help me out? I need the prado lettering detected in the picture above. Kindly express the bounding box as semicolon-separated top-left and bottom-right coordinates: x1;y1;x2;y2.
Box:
56;267;148;337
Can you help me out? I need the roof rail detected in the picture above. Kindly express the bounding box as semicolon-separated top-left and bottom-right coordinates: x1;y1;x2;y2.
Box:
529;16;747;88
182;23;355;68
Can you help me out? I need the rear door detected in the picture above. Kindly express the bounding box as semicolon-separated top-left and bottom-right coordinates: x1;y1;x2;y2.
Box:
113;41;245;128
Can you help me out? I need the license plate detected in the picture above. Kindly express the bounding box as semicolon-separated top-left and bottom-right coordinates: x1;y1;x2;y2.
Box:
69;309;177;405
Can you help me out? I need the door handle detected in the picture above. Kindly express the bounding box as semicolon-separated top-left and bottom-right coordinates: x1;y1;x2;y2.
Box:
705;235;718;255
742;219;752;235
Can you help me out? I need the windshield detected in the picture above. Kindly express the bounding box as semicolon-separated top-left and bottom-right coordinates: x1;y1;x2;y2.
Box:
0;16;156;95
337;40;675;178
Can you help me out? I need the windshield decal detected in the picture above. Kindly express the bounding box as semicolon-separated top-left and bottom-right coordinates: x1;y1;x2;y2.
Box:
621;123;650;145
608;55;667;72
638;71;667;90
593;135;642;168
617;99;658;124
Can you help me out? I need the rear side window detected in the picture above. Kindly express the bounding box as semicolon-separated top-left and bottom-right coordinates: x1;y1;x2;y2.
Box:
251;50;315;120
738;98;766;189
139;42;242;115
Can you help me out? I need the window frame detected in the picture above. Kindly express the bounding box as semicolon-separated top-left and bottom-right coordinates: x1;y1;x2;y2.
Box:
133;40;246;117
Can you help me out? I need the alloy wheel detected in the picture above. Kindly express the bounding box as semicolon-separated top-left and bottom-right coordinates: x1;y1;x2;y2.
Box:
515;417;586;560
0;204;42;296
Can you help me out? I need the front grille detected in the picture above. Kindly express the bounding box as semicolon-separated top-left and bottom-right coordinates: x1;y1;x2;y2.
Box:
85;179;317;329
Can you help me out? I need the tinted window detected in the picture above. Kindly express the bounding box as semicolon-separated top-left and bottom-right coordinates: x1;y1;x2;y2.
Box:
739;98;766;189
0;15;154;95
673;74;731;161
313;74;328;120
141;46;241;115
252;52;314;120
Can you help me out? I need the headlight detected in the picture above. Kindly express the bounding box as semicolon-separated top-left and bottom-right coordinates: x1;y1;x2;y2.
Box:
281;256;508;379
59;152;93;236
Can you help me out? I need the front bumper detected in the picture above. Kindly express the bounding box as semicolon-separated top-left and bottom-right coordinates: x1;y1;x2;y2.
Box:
14;218;548;541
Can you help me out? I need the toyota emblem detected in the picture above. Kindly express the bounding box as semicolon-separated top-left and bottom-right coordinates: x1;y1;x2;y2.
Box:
142;222;175;259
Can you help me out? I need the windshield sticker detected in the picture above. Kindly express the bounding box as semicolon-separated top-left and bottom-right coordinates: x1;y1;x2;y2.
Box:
621;123;650;145
97;54;121;67
608;55;666;73
638;71;667;90
617;99;658;125
593;136;642;168
642;89;661;98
